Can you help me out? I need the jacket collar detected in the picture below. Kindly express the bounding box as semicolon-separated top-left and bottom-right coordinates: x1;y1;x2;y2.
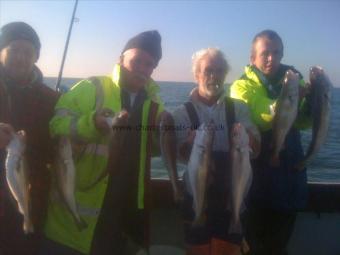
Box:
244;65;266;86
111;64;160;101
244;64;283;99
0;64;43;90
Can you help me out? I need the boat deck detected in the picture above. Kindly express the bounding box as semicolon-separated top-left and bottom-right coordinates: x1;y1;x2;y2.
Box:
144;180;340;255
147;210;340;255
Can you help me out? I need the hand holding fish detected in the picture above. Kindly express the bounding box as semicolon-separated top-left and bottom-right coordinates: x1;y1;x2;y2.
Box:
81;110;129;190
105;110;129;129
231;123;249;149
94;108;115;135
186;129;196;146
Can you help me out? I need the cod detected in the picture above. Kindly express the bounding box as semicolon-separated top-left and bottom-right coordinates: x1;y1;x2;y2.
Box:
296;66;332;169
187;122;215;226
271;70;300;166
82;110;129;190
159;111;182;203
228;123;252;235
6;131;34;234
56;136;87;230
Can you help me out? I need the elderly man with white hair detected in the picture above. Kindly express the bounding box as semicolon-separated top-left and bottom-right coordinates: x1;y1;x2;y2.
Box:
170;48;260;255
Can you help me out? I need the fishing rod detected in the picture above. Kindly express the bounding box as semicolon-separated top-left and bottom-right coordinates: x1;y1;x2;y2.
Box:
55;0;79;92
0;1;2;27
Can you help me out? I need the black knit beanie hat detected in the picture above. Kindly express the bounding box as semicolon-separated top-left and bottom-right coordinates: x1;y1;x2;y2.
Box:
0;22;41;59
122;30;162;65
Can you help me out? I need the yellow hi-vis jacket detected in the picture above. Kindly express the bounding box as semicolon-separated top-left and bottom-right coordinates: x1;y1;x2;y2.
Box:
230;65;312;132
44;64;164;254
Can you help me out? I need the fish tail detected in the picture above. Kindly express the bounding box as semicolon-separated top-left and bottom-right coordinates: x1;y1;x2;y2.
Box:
192;214;206;227
228;218;242;235
23;217;34;234
241;238;250;254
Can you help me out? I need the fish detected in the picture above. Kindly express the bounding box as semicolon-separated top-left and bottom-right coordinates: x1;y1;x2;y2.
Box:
56;136;87;230
5;131;34;234
295;66;332;170
187;122;215;226
159;112;182;202
81;110;129;190
270;70;300;166
228;123;252;235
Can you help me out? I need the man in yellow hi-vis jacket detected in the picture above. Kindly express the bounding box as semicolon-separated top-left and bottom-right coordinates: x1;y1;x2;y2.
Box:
40;31;164;255
230;30;312;255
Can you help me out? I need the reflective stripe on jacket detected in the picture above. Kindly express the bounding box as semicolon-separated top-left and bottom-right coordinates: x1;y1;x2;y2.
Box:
45;64;163;254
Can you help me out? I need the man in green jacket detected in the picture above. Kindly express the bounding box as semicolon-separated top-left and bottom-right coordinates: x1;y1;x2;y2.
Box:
230;30;311;255
41;30;164;255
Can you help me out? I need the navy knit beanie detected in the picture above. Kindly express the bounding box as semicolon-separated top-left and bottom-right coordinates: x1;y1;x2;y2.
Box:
0;22;41;59
122;30;162;65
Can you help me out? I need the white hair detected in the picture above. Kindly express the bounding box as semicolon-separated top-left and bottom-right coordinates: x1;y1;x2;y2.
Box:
192;47;230;75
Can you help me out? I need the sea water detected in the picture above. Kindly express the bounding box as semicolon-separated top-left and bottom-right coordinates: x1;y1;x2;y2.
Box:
45;78;340;183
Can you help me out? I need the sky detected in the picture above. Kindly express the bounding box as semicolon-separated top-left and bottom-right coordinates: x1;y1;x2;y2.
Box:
0;0;339;86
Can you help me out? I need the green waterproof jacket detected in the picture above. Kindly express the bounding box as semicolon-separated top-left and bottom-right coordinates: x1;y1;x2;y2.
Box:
230;65;312;131
230;65;312;211
44;64;163;254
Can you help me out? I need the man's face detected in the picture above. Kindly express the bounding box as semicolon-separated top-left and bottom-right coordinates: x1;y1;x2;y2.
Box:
195;55;227;100
251;37;283;78
120;48;156;92
0;39;38;83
